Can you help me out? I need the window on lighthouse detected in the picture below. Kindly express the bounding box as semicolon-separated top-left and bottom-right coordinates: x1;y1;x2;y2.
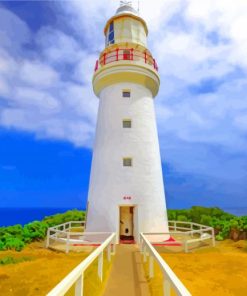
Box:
123;119;132;128
123;158;132;167
122;90;131;97
107;21;115;45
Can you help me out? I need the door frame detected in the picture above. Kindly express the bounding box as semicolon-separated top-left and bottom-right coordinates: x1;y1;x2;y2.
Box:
118;204;137;242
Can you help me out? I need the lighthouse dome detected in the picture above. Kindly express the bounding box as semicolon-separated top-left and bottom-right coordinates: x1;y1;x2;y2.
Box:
115;4;138;16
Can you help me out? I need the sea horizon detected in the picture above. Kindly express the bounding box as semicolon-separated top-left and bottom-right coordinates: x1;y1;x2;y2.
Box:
0;206;246;227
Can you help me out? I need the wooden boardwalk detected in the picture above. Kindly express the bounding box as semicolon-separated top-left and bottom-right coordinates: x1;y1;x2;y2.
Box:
102;244;150;296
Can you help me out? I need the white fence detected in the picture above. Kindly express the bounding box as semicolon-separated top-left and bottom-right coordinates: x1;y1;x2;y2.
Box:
47;232;116;296
46;221;113;253
140;233;192;296
168;220;215;252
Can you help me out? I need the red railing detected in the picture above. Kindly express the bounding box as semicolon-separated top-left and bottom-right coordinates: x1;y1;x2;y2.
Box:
94;48;158;72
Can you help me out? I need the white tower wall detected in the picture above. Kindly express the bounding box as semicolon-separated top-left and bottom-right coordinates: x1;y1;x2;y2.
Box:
86;83;168;239
86;3;169;242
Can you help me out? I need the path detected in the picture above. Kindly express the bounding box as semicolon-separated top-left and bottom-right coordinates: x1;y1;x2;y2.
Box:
102;244;151;296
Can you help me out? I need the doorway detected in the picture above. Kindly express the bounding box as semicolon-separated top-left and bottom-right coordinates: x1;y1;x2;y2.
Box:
119;206;134;241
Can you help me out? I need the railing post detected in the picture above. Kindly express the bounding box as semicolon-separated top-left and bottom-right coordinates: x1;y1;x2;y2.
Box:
116;48;119;61
140;236;144;253
75;273;84;296
163;277;171;296
66;232;70;254
184;241;188;253
98;251;103;281
107;244;111;262
212;228;215;247
131;48;134;60
112;236;116;255
144;52;147;63
46;229;50;248
144;245;147;263
94;60;98;72
103;53;106;65
149;255;154;278
174;222;177;232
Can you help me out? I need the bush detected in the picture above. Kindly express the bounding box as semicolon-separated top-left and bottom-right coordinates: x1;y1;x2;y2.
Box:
167;206;247;241
0;256;32;265
23;221;49;242
216;234;224;241
0;209;85;252
4;237;25;252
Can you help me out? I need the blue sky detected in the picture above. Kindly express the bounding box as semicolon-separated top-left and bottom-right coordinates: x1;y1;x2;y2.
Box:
0;0;246;211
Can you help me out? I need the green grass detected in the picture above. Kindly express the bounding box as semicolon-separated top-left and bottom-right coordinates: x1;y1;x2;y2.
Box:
0;256;33;265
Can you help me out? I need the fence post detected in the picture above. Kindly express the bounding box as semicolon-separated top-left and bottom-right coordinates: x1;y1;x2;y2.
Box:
174;222;177;232
212;228;215;247
184;241;188;253
66;232;70;254
75;273;84;296
112;236;117;255
46;229;50;248
149;255;154;278
107;244;111;262
98;252;103;281
140;237;143;253
144;245;147;263
163;278;171;296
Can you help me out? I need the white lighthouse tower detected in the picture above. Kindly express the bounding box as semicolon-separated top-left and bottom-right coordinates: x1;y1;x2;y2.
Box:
86;1;169;242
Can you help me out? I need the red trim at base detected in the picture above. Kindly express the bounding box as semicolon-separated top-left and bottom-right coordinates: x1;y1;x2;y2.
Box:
152;236;182;247
120;239;135;244
72;244;101;247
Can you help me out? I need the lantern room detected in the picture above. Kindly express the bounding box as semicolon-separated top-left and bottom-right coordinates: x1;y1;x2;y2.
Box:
104;4;148;48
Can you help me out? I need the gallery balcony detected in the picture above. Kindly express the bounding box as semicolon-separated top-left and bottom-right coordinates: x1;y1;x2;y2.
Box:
94;48;159;73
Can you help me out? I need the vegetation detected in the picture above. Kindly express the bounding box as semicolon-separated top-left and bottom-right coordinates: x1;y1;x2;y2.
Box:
0;207;246;252
167;206;247;241
0;256;33;265
0;209;85;252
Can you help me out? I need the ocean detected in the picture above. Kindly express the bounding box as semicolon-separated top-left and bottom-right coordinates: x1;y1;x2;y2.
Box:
0;208;85;227
0;207;246;227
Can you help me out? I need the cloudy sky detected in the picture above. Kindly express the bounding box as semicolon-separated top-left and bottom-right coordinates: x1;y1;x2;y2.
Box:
0;0;246;213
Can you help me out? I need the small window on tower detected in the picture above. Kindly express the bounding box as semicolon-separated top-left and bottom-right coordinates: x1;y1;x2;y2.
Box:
122;90;131;98
123;157;132;167
123;119;132;128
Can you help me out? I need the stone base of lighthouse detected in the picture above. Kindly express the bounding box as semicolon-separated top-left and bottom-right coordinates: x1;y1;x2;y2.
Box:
85;83;168;243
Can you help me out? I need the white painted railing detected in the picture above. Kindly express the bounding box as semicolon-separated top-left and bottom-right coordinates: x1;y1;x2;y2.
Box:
47;232;116;296
168;220;215;252
46;221;114;253
140;233;191;296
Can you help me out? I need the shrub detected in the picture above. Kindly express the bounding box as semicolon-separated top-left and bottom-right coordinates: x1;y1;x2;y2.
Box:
4;237;25;252
0;256;32;265
23;221;49;242
0;240;5;251
216;234;224;241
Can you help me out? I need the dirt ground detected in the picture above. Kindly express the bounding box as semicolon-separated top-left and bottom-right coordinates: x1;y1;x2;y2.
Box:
145;240;247;296
0;241;96;296
1;240;247;296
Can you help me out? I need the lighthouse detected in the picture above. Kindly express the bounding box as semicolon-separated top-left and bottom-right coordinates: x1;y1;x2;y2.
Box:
85;1;169;242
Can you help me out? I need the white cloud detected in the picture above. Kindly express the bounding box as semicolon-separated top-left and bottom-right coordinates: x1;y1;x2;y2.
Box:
0;7;31;52
20;61;59;88
0;0;247;190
